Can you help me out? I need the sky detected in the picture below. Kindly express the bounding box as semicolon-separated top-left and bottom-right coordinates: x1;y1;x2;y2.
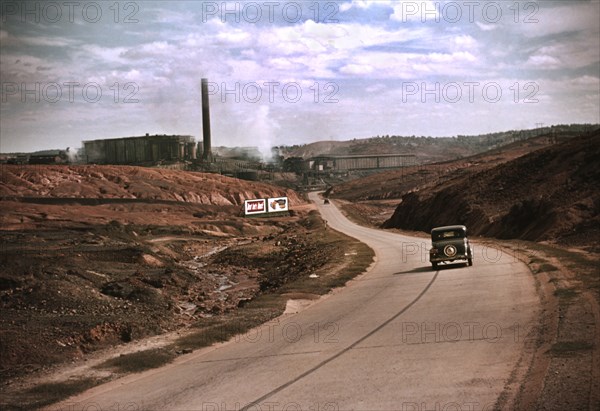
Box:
1;0;599;154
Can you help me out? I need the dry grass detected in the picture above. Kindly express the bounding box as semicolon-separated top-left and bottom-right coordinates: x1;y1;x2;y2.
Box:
537;263;559;273
173;307;282;352
278;234;374;295
19;378;107;409
550;341;593;356
95;348;176;373
553;288;579;300
520;241;599;294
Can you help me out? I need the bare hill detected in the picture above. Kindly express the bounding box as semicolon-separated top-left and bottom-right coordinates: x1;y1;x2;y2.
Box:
281;124;596;163
330;133;559;203
0;165;341;388
382;130;600;248
0;165;301;206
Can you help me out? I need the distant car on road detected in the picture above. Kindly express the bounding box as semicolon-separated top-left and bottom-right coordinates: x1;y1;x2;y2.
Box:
429;225;473;269
323;199;330;204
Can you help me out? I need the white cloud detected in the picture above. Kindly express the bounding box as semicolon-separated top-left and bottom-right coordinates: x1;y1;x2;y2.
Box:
572;76;600;87
365;83;386;93
536;76;600;96
526;54;562;69
522;37;599;71
0;53;59;83
262;20;427;55
453;35;477;49
476;22;498;32
267;57;297;71
338;50;479;79
215;28;251;45
79;45;128;64
340;0;394;12
121;41;176;59
340;64;374;75
520;3;600;38
150;8;196;25
0;30;77;47
426;51;476;64
224;59;265;81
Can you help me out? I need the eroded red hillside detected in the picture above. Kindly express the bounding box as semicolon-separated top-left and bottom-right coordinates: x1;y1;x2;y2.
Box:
0;165;301;206
382;130;600;248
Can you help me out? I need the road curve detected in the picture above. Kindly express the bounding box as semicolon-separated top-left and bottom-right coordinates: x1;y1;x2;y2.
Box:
49;193;539;411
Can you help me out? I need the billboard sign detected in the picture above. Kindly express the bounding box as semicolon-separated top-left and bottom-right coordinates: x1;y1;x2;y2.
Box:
268;197;289;213
244;197;289;216
244;199;266;215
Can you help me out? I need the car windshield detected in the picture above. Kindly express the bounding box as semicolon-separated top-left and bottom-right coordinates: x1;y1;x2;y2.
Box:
432;230;465;241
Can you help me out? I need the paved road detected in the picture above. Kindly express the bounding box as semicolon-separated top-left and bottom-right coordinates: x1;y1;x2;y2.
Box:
50;193;539;411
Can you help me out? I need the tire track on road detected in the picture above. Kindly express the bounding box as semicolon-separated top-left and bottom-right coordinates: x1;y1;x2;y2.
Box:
241;270;440;410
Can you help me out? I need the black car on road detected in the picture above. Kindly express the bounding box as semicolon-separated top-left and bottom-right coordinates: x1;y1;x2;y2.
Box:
429;225;473;269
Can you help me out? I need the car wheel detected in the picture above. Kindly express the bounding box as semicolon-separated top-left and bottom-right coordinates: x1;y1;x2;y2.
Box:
432;262;438;270
468;258;473;266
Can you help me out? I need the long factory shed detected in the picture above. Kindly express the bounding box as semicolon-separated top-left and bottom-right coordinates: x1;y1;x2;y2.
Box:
308;154;416;172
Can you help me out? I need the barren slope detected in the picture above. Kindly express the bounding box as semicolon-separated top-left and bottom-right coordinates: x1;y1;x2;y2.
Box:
0;165;301;207
382;130;600;248
0;165;310;385
330;133;562;202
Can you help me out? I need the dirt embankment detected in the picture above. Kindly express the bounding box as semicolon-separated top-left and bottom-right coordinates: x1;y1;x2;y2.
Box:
378;130;599;249
0;165;302;207
0;165;318;384
331;133;563;202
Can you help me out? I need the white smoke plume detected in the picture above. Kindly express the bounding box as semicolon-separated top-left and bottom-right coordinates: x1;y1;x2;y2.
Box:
243;105;280;162
65;147;80;163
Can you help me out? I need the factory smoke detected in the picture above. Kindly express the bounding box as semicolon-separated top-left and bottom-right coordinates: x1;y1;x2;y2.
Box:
244;105;279;162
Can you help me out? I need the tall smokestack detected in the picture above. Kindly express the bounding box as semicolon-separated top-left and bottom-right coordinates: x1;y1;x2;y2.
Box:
201;78;212;161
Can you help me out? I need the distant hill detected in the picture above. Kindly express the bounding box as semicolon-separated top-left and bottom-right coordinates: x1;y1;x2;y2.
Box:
330;132;563;202
279;124;597;164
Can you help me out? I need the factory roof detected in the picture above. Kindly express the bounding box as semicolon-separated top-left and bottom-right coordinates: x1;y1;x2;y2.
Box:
83;134;194;143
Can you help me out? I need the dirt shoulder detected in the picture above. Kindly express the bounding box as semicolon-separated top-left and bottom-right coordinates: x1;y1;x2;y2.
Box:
484;239;599;410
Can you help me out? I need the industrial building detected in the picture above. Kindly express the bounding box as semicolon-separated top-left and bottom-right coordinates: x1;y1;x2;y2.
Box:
83;78;214;166
308;154;417;172
83;134;198;165
28;149;69;164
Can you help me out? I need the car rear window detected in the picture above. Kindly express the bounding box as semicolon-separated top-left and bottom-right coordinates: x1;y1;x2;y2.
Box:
433;230;464;241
